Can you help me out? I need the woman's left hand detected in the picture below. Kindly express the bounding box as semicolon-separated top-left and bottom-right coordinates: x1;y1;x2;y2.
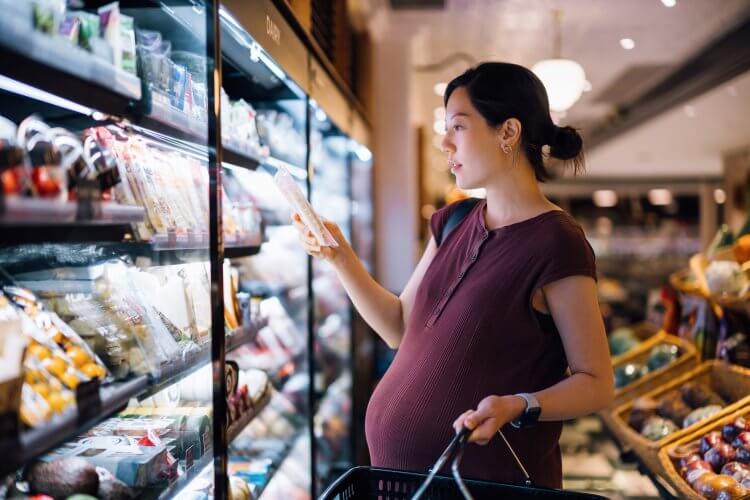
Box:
452;395;527;445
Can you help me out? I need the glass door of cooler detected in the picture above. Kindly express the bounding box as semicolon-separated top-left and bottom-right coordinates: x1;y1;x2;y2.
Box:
215;3;312;499
309;102;353;493
0;1;220;498
348;123;375;466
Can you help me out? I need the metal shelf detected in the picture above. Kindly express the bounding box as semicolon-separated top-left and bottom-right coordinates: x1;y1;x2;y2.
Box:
0;376;148;477
0;221;137;245
227;388;272;444
225;245;262;259
223;146;263;170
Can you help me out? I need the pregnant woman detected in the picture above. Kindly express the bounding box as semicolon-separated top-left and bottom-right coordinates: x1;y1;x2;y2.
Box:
293;62;613;488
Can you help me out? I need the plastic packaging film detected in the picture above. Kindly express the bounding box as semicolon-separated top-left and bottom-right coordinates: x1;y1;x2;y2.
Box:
273;165;338;247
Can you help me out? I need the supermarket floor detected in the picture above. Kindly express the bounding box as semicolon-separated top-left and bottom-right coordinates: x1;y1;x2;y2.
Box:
562;417;661;499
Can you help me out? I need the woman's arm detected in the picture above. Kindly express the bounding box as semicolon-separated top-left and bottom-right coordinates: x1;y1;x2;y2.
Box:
293;213;438;349
454;275;614;443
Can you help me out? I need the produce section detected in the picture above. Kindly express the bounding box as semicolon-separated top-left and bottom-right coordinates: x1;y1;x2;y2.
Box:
599;211;750;499
0;1;373;499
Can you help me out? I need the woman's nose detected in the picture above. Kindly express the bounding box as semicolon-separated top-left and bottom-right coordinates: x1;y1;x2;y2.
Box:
441;134;454;154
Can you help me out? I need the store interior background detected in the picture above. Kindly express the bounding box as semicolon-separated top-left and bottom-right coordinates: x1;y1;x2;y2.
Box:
1;0;750;498
351;0;750;496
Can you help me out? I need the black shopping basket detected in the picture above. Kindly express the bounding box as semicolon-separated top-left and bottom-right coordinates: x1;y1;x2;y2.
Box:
319;428;608;500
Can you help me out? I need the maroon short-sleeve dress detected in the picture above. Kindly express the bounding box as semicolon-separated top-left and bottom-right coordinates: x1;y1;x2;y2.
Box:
365;199;597;488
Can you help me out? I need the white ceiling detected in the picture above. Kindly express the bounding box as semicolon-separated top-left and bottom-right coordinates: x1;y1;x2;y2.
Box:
370;0;750;181
584;69;750;178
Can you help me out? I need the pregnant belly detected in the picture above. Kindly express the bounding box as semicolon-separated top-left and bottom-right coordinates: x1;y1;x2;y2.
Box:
364;363;459;471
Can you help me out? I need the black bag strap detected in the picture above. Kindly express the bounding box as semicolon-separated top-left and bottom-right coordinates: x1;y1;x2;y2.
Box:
436;198;481;247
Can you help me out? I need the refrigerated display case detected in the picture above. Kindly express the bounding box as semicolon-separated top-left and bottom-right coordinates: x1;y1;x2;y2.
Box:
0;1;227;498
218;3;313;496
0;0;373;498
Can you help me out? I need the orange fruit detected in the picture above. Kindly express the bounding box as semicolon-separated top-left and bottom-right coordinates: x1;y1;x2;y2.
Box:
67;347;90;368
47;392;67;413
45;357;66;378
31;383;50;399
60;372;80;390
27;344;51;361
80;363;106;379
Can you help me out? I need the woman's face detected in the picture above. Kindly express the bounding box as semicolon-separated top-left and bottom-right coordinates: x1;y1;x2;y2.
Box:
441;86;506;190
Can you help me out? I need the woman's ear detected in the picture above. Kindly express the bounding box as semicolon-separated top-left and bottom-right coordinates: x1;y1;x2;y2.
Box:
497;118;522;146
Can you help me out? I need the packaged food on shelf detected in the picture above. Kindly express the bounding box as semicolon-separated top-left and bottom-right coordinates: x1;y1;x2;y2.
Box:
132;263;210;348
221;90;269;159
255;109;306;167
26;456;101;499
32;262;185;379
5;286;109;381
39;435;174;488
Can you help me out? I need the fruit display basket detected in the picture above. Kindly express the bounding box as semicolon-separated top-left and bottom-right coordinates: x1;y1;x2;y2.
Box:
612;333;698;407
610;326;664;367
609;361;750;481
600;333;698;444
658;405;750;499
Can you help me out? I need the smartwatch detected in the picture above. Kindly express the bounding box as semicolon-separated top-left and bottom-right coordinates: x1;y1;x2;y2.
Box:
510;393;541;429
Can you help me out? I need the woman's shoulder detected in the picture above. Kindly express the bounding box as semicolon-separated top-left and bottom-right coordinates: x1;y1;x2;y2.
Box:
430;198;482;243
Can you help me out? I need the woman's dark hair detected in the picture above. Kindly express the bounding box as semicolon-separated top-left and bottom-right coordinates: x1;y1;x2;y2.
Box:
444;62;584;181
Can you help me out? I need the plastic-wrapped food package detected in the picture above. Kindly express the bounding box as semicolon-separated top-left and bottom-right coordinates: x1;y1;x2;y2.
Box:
238;226;307;289
39;263;183;379
5;286;109;382
274;165;337;247
98;2;121;69
136;30;171;92
2;295;84;426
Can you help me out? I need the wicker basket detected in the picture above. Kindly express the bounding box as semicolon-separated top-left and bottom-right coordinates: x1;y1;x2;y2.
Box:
658;405;750;500
610;327;664;367
612;333;698;408
599;333;698;447
670;269;707;298
609;361;750;482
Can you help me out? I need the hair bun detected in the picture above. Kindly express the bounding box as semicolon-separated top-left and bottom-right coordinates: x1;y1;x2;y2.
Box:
549;125;583;161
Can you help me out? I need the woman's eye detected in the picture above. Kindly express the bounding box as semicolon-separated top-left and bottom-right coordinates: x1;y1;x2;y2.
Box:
453;125;464;131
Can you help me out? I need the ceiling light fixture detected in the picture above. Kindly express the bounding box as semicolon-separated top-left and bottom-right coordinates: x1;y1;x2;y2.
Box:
433;82;447;96
661;0;677;7
532;10;587;113
593;190;618;208
620;38;635;50
648;188;673;206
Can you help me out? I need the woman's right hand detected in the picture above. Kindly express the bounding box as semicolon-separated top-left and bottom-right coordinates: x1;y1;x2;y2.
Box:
292;212;352;265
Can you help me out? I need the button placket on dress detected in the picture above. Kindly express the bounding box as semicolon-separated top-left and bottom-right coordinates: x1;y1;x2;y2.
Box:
426;232;488;327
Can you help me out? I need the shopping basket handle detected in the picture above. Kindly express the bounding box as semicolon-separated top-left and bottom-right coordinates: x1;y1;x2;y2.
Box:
411;427;473;500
